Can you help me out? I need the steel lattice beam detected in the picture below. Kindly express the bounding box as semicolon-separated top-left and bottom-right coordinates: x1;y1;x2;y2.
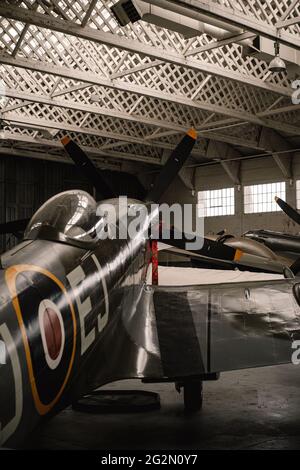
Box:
0;4;292;96
159;0;300;49
1;57;299;143
0;1;298;170
2;113;180;155
2;85;300;137
0;130;161;166
0;114;268;153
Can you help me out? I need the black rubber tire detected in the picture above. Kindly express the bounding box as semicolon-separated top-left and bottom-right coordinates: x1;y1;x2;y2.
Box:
72;390;160;414
183;381;203;413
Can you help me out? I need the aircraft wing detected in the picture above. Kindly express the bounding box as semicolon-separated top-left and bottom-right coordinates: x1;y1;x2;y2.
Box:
148;278;300;376
87;270;300;387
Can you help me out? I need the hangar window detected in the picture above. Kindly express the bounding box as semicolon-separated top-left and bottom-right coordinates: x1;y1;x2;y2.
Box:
244;182;286;214
198;187;235;217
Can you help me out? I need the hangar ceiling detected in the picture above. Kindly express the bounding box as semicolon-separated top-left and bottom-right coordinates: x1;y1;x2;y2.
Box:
0;0;299;184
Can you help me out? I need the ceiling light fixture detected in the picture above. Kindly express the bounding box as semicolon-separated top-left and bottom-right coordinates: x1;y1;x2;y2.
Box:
269;41;286;73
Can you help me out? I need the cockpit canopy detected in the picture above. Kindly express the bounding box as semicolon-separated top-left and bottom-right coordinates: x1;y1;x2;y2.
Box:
24;190;152;247
24;190;101;245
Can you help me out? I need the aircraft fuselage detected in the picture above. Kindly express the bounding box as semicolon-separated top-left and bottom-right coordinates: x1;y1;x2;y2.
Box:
0;199;155;447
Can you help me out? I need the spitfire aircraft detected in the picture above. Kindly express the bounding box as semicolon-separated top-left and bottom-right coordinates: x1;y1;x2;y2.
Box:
195;197;300;275
1;130;300;448
244;197;300;265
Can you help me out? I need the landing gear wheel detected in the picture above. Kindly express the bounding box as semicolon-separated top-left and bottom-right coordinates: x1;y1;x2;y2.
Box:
183;381;203;413
72;390;160;414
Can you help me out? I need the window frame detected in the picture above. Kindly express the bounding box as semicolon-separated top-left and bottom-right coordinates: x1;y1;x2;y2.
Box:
243;181;286;214
198;187;235;218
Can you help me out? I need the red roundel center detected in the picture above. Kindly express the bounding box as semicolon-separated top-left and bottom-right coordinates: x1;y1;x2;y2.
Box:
43;307;62;361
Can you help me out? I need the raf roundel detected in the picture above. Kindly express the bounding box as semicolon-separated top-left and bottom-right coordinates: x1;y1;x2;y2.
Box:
39;299;65;371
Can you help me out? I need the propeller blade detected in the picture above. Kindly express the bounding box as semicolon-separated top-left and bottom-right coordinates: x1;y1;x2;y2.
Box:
146;128;197;202
157;226;242;262
61;136;116;199
162;243;283;274
275;196;300;225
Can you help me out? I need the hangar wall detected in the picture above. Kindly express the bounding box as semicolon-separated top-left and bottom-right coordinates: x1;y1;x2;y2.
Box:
2;153;298;253
0;155;145;252
163;155;300;237
0;155;93;251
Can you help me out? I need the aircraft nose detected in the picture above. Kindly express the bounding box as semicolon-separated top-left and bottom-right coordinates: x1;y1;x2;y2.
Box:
0;304;24;447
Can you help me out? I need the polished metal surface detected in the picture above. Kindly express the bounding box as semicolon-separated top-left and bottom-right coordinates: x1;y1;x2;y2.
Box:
245;230;300;259
1;190;300;447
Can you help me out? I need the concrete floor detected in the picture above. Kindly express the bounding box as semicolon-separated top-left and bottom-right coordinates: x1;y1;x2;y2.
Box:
23;363;300;450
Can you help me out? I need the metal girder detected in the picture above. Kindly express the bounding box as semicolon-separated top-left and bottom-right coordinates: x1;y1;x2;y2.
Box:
2;113;177;161
81;0;98;27
0;144;143;174
0;130;159;168
3;104;292;159
2;85;300;139
0;55;299;147
40;0;71;21
220;159;241;185
199;129;260;151
11;0;39;57
159;0;300;50
259;127;294;179
277;15;300;30
279;0;299;23
0;145;72;165
259;103;300;117
110;59;163;79
3;103;204;157
0;73;254;153
184;32;256;56
0;57;292;136
2;107;266;157
0;4;292;96
206;139;241;184
0;2;299;171
140;31;257;69
259;127;294;153
0;56;250;128
273;153;292;179
11;24;30;57
2;88;187;131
